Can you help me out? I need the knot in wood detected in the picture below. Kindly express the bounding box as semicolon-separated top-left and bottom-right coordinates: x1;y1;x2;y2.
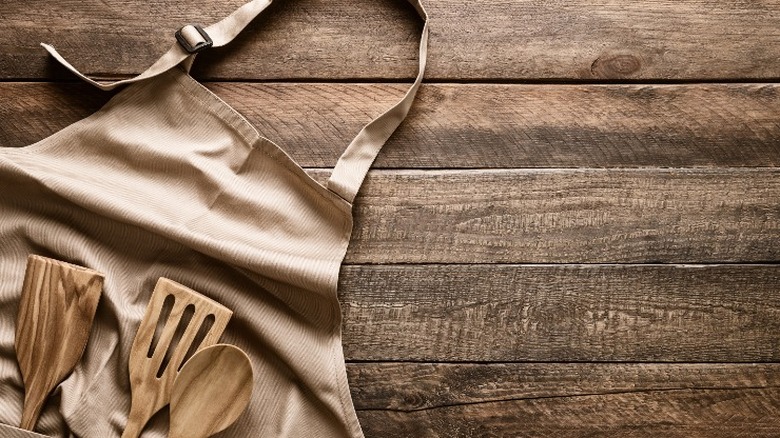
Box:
590;54;642;78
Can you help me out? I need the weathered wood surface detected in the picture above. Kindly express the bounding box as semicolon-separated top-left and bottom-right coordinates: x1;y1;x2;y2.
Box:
338;264;780;361
346;363;780;437
2;0;780;81
3;83;780;168
312;169;780;264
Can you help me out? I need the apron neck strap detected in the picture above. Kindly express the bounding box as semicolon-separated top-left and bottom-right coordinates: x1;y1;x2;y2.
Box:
328;2;428;203
41;0;428;204
41;0;274;90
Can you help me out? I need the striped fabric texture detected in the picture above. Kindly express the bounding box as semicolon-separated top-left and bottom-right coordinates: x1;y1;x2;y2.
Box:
0;1;428;437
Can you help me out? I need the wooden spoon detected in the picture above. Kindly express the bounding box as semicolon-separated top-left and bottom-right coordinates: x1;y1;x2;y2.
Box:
122;278;232;438
169;344;253;438
15;255;103;431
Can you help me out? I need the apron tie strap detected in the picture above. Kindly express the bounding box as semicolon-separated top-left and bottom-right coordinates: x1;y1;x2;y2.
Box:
40;0;274;91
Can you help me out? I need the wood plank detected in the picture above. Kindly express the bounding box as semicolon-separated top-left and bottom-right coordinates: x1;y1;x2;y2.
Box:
0;83;111;150
3;83;780;168
2;0;780;81
338;265;780;361
336;169;780;264
346;363;780;437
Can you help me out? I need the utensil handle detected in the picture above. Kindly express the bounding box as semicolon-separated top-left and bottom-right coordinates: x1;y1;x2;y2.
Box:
121;400;153;438
20;391;45;431
121;419;144;438
16;255;104;431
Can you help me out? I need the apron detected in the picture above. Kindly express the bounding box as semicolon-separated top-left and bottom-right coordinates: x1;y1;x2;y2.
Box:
0;0;428;436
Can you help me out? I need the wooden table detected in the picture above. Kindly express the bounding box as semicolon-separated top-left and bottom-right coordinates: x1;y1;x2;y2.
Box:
2;0;780;436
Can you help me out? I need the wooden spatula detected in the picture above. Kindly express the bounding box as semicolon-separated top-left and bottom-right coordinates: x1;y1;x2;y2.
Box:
15;255;103;431
121;278;232;438
169;344;253;438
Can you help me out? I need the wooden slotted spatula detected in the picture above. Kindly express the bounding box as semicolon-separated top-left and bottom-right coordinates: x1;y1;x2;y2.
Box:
121;278;232;438
15;255;103;431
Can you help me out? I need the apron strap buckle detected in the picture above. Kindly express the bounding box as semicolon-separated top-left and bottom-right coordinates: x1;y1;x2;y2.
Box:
175;24;213;54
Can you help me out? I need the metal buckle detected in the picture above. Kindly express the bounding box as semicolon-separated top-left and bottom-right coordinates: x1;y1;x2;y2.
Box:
175;24;213;54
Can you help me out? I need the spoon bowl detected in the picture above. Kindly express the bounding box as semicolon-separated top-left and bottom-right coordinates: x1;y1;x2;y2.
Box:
169;344;254;438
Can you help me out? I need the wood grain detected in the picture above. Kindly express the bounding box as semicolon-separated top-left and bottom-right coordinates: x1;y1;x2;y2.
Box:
321;169;780;264
123;278;233;438
346;362;780;437
15;255;103;431
2;0;780;81
170;345;253;438
3;83;780;168
338;264;780;362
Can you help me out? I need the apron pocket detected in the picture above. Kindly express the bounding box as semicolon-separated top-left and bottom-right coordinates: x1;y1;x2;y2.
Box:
0;423;53;437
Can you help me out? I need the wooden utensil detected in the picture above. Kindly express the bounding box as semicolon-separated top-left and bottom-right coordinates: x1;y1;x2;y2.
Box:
122;278;232;438
169;344;253;438
15;255;103;431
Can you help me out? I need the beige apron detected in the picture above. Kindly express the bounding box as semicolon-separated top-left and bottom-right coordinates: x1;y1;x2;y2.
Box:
0;1;428;436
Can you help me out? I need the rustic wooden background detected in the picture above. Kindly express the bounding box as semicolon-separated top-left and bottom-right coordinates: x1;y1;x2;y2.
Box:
2;0;780;436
